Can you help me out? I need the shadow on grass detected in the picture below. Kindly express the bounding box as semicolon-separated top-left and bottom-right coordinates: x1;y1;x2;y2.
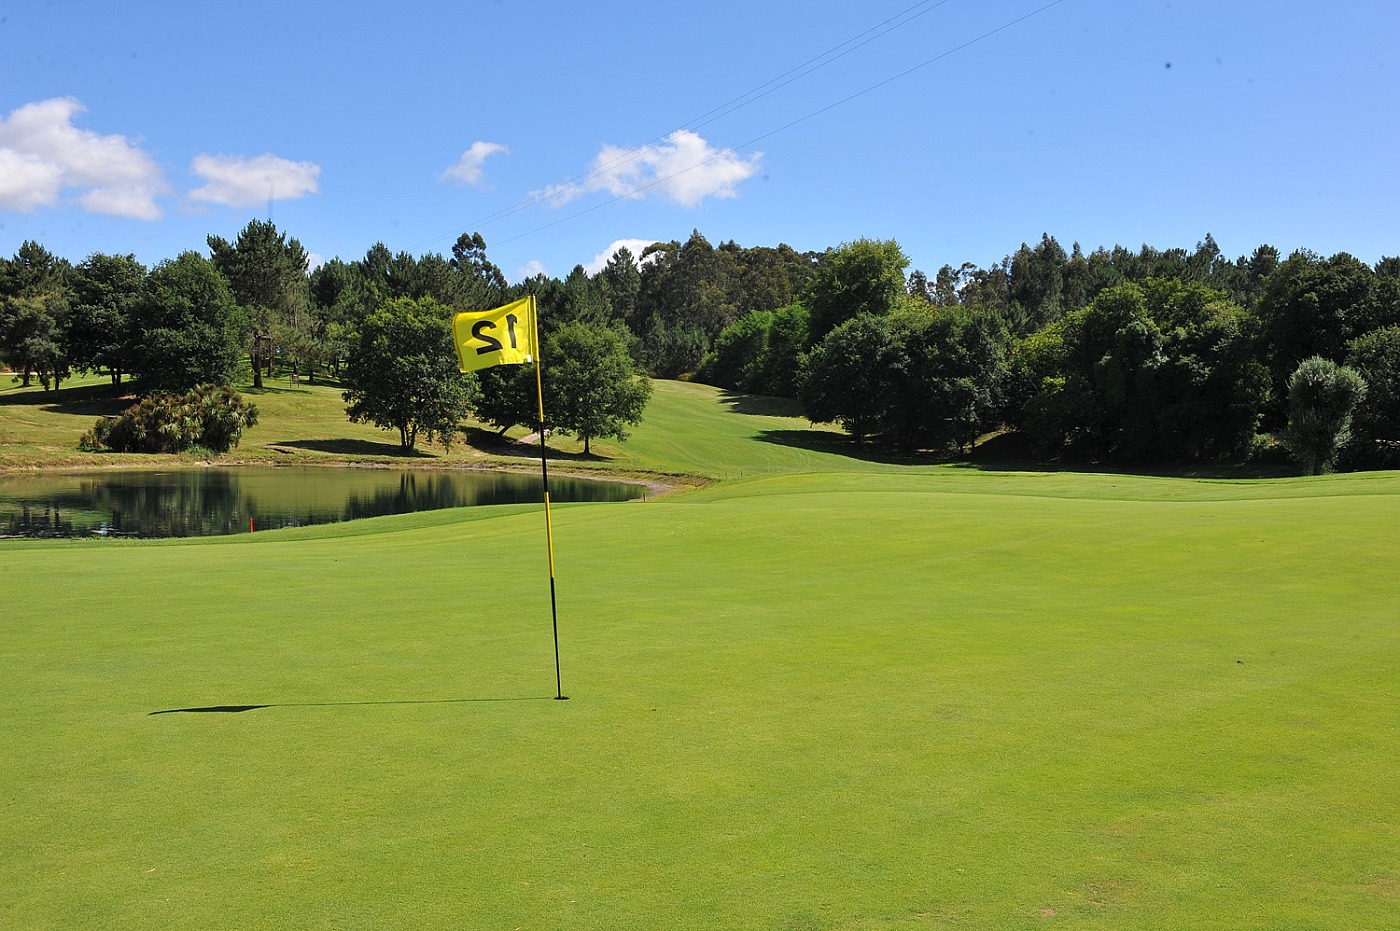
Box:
756;426;1302;479
716;390;806;418
0;380;132;416
755;428;939;466
462;427;612;463
953;430;1302;479
149;696;556;715
241;387;312;397
948;457;1301;480
270;438;433;457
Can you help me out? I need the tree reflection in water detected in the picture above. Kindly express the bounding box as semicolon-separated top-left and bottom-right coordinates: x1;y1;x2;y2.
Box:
0;467;644;538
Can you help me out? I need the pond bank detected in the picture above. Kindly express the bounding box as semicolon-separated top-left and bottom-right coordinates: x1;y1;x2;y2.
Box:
0;463;671;539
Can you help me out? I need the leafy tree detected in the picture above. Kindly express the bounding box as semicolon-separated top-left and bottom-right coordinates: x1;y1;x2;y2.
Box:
957;261;1013;314
309;256;357;313
208;220;310;387
932;264;962;307
542;322;651;455
1011;281;1267;463
695;309;774;391
1007;314;1093;455
450;232;508;310
68;253;146;384
799;313;897;446
129;252;244;392
696;302;813;398
357;242;395;303
1343;326;1400;468
1059;243;1094;312
1062;284;1167;459
1008;233;1068;333
554;265;611;327
1083;247;1127;302
626;235;815;364
0;240;70;298
472;364;538;436
0;292;70;390
411;252;459;306
885;305;1010;453
639;314;707;378
0;242;74;389
341;297;477;450
804;238;909;341
753;303;811;399
1143;279;1268;462
906;268;931;303
634;231;739;345
1011;285;1164;460
1256;250;1375;424
1240;244;1280;304
365;249;450;305
1357;256;1400;335
1284;356;1366;475
597;246;642;327
728;242;816;314
309;258;377;375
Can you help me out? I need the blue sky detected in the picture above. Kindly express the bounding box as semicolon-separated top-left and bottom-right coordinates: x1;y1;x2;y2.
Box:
2;1;1396;283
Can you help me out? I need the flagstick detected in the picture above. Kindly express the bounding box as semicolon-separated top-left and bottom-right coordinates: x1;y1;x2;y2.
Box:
530;297;567;701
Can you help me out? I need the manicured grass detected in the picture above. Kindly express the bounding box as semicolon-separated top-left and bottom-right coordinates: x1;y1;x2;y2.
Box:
0;374;466;470
5;382;1400;928
1;373;846;479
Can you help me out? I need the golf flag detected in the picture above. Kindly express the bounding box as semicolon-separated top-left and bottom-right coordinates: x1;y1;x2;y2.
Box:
453;293;563;698
453;296;538;373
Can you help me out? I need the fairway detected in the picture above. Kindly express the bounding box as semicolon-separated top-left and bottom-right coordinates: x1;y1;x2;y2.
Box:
4;386;1399;929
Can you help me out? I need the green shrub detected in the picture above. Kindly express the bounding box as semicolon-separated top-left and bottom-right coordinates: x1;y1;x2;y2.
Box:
1284;356;1366;475
80;385;258;454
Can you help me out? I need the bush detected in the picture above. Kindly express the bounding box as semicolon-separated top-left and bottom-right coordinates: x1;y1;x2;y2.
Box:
80;385;258;454
1283;356;1366;475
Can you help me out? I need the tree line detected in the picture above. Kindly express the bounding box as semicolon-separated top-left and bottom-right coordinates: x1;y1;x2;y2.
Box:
692;232;1399;473
0;224;653;452
3;225;1397;470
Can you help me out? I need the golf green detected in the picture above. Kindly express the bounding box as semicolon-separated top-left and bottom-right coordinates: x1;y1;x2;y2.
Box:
4;461;1398;929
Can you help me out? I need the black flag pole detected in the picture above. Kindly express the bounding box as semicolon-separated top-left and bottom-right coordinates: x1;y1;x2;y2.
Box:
529;296;567;701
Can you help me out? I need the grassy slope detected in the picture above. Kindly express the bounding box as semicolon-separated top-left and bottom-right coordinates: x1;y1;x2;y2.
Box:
3;376;1400;929
0;374;849;478
0;374;400;469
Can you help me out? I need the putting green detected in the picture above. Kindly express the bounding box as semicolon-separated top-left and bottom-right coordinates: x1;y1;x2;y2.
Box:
3;381;1399;929
5;466;1399;930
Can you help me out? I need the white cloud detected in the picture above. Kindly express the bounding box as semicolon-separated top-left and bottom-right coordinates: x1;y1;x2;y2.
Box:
306;252;326;273
537;130;761;208
517;259;548;281
188;153;320;208
0;97;167;219
0;148;63;212
442;141;508;186
584;238;659;274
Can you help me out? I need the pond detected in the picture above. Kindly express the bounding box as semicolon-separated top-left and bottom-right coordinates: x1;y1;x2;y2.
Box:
0;466;648;539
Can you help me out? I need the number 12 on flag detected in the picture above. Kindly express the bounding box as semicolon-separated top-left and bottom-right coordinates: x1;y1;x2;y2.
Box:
452;296;538;373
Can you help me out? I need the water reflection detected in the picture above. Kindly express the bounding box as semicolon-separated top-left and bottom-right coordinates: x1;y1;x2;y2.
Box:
0;467;645;539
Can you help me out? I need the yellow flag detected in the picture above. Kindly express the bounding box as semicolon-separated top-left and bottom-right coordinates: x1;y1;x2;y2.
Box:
452;297;538;372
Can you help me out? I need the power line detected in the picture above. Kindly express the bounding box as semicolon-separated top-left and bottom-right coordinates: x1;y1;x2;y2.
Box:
486;0;1067;252
409;1;952;253
682;1;954;135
